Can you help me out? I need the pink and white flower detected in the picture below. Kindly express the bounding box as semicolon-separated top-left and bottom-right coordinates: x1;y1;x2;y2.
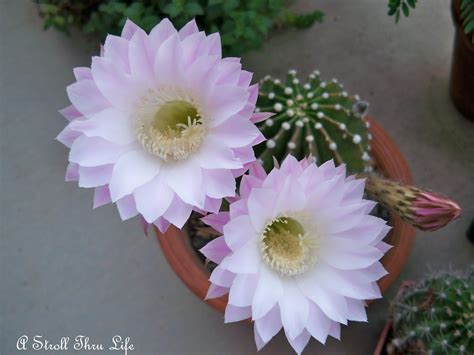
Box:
201;156;391;354
57;18;269;232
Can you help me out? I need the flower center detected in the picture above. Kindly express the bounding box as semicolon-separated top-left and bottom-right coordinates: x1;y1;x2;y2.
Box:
260;216;319;276
135;91;206;161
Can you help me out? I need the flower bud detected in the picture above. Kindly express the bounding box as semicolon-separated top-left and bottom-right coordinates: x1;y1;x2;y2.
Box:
363;175;461;231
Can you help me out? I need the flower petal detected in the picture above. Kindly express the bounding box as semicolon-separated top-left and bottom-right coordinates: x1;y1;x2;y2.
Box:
78;165;113;188
223;214;255;251
133;173;174;223
278;280;309;339
224;304;251;323
224;240;260;274
200;236;231;264
254;304;282;343
69;136;130;167
306;302;331;344
252;266;283;320
229;273;258;307
109;150;161;202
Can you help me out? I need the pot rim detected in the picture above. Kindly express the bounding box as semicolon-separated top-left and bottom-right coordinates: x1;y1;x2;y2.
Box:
155;117;417;314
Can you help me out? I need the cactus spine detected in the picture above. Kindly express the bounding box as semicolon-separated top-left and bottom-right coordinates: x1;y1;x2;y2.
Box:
255;69;373;173
389;269;474;354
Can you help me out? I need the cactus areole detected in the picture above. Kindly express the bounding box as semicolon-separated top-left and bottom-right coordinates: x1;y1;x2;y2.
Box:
255;69;373;174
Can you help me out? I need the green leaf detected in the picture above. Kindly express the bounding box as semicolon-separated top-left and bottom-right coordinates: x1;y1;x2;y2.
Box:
163;3;182;18
395;9;400;23
185;2;204;16
388;7;397;16
461;0;473;10
402;2;409;17
208;0;224;5
464;19;474;34
407;0;416;9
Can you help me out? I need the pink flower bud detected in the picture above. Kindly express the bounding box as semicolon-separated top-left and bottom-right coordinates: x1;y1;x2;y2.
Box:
411;192;461;231
363;175;461;231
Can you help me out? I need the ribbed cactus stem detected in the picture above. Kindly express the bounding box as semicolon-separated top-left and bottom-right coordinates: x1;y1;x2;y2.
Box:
389;269;474;354
256;69;373;174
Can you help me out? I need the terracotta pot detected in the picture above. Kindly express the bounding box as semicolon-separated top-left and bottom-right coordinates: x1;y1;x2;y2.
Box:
374;319;393;355
373;281;414;355
155;117;416;314
450;0;474;121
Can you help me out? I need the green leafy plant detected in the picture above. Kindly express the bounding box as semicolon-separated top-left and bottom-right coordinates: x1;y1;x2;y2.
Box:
387;0;418;23
34;0;323;56
387;0;474;42
388;268;474;354
255;69;372;174
461;0;474;41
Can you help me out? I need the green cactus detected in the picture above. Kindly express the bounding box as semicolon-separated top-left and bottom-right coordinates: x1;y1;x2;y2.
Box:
388;268;474;354
255;69;373;174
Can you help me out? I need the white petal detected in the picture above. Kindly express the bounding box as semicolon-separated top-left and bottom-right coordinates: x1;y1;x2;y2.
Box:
154;34;184;86
319;242;383;270
306;302;331;344
109;150;161;202
328;322;341;340
128;29;155;89
223;214;255;251
67;107;135;144
286;329;311;355
209;265;235;288
255;304;282;343
345;298;367;322
69;136;130;167
93;185;111;208
254;324;267;351
229;273;258;307
162;196;193;228
311;264;381;300
163;160;205;208
194;136;243;170
178;19;199;39
149;18;177;52
252;266;283;320
205;283;229;300
91;56;142;111
297;279;348;324
273;177;306;216
224;304;251;323
224;240;260;274
206;85;249;127
278;280;309;339
247;187;277;232
133;173;174;223
202;169;236;199
78;165;113;188
116;194;138;220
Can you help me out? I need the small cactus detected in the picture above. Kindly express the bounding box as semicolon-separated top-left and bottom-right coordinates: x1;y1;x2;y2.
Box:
255;69;373;174
389;268;474;354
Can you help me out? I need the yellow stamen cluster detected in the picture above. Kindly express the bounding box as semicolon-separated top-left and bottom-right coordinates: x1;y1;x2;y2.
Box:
260;216;319;276
134;90;206;161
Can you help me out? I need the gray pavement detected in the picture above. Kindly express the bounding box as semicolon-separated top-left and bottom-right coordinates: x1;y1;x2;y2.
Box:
1;0;473;354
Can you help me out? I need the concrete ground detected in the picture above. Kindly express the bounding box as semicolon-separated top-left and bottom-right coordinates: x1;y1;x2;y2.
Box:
1;0;473;354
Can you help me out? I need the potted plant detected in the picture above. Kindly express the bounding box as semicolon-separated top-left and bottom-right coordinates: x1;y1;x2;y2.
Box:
57;18;461;354
374;268;473;354
450;0;474;120
387;0;474;120
156;70;418;314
